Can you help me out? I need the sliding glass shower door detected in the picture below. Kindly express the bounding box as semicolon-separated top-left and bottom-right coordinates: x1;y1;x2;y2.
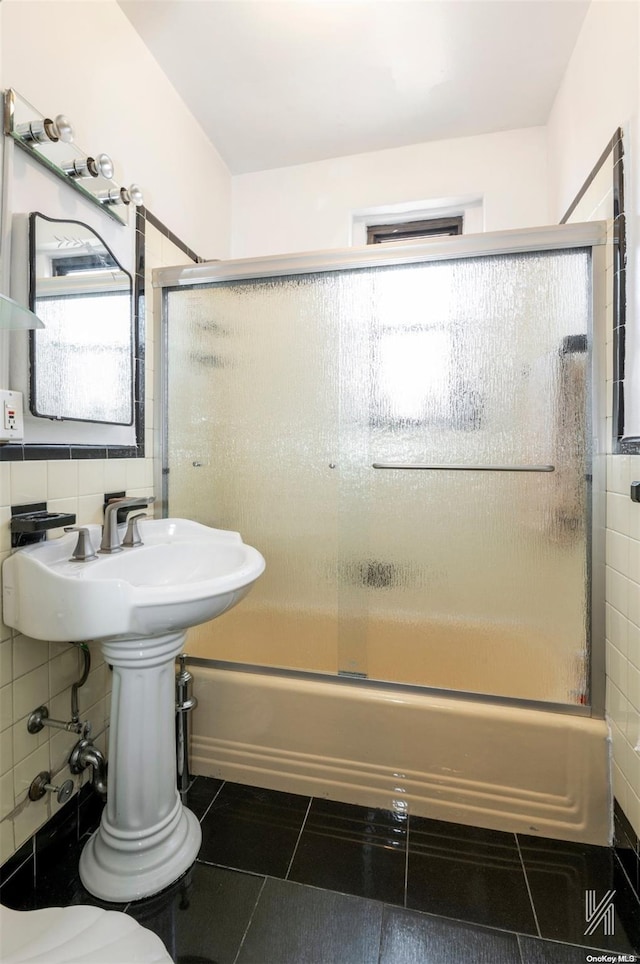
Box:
162;239;594;706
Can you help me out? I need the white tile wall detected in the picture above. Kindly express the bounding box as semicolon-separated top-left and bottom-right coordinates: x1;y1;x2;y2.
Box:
0;217;190;865
607;454;640;835
567;156;640;839
0;456;136;863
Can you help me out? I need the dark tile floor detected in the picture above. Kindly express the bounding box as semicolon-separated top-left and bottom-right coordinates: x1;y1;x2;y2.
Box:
2;776;639;964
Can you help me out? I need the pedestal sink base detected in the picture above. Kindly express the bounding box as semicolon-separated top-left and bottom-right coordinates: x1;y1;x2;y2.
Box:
79;802;201;903
79;629;203;903
1;520;265;902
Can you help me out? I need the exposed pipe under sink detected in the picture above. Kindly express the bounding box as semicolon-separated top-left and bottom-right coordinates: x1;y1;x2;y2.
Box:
69;738;108;800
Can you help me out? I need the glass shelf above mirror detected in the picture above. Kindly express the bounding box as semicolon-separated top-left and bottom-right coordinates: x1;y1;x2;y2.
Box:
0;292;44;330
3;89;143;227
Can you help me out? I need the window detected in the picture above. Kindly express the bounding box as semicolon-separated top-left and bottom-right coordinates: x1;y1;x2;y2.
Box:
366;216;463;245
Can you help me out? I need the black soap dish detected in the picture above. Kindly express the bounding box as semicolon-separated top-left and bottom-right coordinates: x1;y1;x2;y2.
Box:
11;502;77;548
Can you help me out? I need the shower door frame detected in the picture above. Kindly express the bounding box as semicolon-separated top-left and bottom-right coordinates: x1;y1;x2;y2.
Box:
154;222;608;719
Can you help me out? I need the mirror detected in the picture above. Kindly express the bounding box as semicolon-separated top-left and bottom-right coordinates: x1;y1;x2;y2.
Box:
29;212;134;424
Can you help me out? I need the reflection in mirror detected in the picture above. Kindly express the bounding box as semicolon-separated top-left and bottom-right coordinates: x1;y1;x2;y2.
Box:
29;212;134;424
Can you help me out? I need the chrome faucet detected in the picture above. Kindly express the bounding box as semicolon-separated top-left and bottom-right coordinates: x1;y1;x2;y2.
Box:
99;496;155;554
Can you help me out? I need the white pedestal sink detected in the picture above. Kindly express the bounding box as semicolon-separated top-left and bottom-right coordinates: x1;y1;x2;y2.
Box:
2;519;265;902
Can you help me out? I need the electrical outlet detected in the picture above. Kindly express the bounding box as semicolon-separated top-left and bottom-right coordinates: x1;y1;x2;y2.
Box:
0;390;24;443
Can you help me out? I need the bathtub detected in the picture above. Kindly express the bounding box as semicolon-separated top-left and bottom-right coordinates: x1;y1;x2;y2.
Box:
190;662;611;846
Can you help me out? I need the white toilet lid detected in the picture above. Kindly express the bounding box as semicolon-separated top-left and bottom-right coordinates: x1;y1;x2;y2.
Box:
0;904;173;963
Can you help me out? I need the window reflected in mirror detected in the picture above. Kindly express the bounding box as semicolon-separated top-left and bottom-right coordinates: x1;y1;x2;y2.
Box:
29;212;134;424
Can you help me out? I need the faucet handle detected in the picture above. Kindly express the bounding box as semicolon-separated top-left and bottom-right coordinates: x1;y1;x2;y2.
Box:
107;495;155;506
122;512;148;548
64;526;97;562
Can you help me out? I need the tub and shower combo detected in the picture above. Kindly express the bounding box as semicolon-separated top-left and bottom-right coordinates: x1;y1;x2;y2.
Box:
155;224;610;846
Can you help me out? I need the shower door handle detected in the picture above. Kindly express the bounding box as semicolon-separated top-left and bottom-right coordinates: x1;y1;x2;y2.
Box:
372;463;555;472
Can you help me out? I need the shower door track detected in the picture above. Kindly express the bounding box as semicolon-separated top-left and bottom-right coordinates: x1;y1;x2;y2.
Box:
155;222;606;287
155;221;609;719
187;657;593;718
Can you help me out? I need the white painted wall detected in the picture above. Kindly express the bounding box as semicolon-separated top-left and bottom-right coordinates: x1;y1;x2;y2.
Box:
231;126;549;258
0;0;231;262
547;1;638;222
548;0;639;440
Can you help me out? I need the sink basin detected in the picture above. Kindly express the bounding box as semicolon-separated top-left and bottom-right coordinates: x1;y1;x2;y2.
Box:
2;518;265;642
2;517;265;903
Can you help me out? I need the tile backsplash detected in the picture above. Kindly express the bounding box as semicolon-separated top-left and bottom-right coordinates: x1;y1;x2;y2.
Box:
0;457;155;864
607;453;640;837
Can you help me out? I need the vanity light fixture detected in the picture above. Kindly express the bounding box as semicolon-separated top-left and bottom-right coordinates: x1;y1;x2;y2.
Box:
4;90;140;226
62;153;114;180
15;113;74;144
97;183;144;207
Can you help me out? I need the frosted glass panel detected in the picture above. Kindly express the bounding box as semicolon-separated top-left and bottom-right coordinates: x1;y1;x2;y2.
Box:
167;276;341;674
166;249;591;705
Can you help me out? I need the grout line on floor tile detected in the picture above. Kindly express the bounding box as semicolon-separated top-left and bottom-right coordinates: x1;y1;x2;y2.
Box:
613;848;640;905
30;838;38;890
196;778;226;824
384;900;532;944
195;856;268;881
231;874;268;964
403;814;410;908
515;834;541;939
375;902;387;964
284;795;313;879
515;933;528;964
1;846;35;890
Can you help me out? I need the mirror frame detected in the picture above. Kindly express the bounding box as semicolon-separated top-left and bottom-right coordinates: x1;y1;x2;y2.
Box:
28;212;135;426
0;206;202;463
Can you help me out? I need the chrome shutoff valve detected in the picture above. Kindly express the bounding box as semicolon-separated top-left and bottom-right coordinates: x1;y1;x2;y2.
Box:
29;771;74;805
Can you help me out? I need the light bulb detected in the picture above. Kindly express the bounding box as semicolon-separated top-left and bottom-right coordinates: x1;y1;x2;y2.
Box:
50;114;74;143
88;154;114;179
124;184;144;206
97;183;144;207
16;113;74;144
97;187;122;205
64;153;114;180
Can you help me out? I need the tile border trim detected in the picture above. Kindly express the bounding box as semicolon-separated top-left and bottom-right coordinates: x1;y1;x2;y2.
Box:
562;128;638;454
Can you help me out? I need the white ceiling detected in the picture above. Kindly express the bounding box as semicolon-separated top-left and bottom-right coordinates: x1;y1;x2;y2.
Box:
119;0;590;175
